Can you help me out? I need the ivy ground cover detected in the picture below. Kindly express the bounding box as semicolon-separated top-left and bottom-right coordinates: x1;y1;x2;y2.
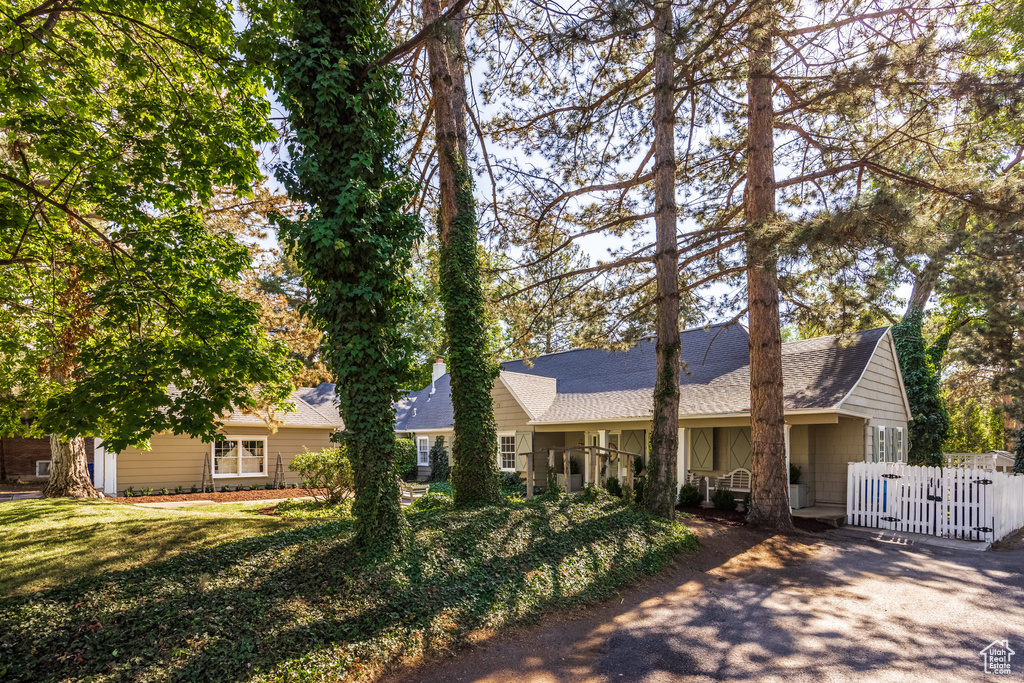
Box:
0;493;696;682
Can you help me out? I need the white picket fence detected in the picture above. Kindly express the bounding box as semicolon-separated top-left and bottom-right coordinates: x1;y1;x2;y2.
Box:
847;461;1024;543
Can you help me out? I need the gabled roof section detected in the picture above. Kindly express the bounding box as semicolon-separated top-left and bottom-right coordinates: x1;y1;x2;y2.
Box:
498;371;557;421
393;324;895;428
224;383;344;429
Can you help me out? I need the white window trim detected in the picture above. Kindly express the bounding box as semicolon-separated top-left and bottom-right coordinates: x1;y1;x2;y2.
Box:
416;436;430;466
211;436;269;478
36;460;52;478
497;432;516;472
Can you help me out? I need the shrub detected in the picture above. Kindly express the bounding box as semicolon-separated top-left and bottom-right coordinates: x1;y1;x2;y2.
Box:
124;487;134;498
279;481;286;489
429;436;450;482
175;486;184;495
711;487;737;511
604;476;622;498
190;485;198;494
141;487;153;496
789;464;802;485
407;491;453;512
395;438;418;480
159;488;169;496
248;484;257;491
289;447;354;504
633;478;645;504
234;485;244;492
221;486;231;493
205;485;214;493
633;455;644;477
265;483;274;490
678;483;702;507
500;471;522;488
290;482;297;489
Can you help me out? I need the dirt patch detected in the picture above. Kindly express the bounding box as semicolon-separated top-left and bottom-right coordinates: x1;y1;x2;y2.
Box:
678;504;834;533
109;488;324;504
0;480;45;494
991;527;1024;552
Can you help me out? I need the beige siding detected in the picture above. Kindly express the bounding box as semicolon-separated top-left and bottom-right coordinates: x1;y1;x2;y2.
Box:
492;381;532;433
788;425;813;503
116;426;335;494
808;417;865;504
840;332;910;462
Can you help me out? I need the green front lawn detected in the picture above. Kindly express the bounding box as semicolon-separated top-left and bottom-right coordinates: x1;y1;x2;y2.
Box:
0;499;296;597
0;492;695;682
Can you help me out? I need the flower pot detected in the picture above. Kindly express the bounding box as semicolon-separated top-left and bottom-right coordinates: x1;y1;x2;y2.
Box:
789;483;809;509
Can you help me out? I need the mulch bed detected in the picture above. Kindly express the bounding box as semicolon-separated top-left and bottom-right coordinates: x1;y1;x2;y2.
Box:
109;488;325;504
0;481;46;494
678;504;833;533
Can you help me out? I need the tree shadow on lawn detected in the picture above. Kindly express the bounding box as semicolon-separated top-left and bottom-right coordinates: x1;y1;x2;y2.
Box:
0;499;291;597
0;496;694;683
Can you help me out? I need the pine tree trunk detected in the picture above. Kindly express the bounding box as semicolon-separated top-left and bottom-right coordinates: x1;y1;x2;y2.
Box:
423;0;500;506
43;434;101;498
744;6;792;530
643;0;680;519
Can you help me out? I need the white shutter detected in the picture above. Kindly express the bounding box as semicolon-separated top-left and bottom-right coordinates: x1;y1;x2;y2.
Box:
895;428;905;463
876;426;886;463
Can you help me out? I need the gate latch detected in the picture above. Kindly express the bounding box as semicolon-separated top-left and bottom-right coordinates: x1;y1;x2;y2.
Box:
973;526;993;533
881;474;902;479
974;479;993;485
881;516;899;522
927;495;942;501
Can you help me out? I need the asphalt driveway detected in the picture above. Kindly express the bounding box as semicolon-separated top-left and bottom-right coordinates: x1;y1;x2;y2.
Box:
388;521;1024;682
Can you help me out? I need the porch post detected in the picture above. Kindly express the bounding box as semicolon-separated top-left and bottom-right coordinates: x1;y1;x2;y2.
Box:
548;449;555;491
785;423;792;507
527;449;534;499
564;449;572;492
598;429;610;478
677;427;688;497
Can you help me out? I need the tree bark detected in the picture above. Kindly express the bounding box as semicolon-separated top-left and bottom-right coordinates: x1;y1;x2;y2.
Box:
0;436;7;481
643;0;680;519
43;434;101;498
423;0;501;506
744;5;792;530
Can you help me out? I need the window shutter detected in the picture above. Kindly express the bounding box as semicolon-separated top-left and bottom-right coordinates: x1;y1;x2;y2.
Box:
895;428;905;462
876;425;886;463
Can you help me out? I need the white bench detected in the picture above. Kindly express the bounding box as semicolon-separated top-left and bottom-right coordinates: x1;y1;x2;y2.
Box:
714;468;752;499
399;482;430;502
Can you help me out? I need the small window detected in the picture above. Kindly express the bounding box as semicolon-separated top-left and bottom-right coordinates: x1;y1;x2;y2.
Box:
498;435;516;472
876;426;886;463
212;438;267;478
895;428;905;463
417;437;430;466
36;460;52;478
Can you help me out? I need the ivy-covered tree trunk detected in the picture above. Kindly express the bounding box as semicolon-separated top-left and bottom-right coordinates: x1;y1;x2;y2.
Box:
43;435;101;498
892;309;948;466
273;0;421;551
642;0;680;519
423;0;500;507
744;5;792;531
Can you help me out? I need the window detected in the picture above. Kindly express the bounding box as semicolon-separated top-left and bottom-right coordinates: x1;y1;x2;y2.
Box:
212;437;267;477
417;437;430;466
873;426;906;464
36;460;51;478
498;434;516;472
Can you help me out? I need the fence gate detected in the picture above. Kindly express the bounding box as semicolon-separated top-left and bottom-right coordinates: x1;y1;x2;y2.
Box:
847;462;997;542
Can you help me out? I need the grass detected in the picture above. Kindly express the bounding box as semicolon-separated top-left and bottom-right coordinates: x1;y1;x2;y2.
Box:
0;491;696;683
0;499;296;597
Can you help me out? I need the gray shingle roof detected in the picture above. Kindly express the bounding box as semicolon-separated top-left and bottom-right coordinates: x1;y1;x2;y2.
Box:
223;384;344;428
394;324;890;430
